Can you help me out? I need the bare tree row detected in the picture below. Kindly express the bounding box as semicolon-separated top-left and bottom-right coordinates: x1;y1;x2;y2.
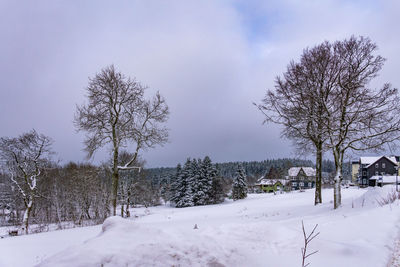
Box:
257;36;400;209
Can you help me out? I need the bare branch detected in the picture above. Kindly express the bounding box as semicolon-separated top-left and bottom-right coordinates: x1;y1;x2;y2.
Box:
74;65;169;215
301;220;320;267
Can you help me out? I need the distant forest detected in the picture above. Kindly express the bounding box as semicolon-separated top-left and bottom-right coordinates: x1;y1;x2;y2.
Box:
145;158;352;185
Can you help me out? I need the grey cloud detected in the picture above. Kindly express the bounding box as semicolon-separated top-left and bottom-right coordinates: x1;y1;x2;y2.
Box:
1;0;399;167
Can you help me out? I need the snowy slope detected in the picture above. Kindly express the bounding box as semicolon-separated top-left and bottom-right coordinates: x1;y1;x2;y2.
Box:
1;186;400;267
0;224;101;266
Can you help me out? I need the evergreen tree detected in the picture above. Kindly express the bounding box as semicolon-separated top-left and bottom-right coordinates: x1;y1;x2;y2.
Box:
232;165;247;200
201;156;218;204
266;166;280;179
170;164;183;205
159;173;171;204
210;176;225;204
190;158;205;205
190;156;218;205
170;156;225;207
175;159;194;208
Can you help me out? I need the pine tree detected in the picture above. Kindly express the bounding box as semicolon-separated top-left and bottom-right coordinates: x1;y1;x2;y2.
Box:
160;173;171;204
266;166;280;179
210;176;225;204
170;164;183;205
171;156;226;207
232;165;247;200
190;159;204;205
175;159;194;208
201;156;218;204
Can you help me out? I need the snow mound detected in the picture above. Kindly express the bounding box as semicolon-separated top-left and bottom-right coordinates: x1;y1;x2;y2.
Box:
38;217;234;267
353;185;399;208
101;216;131;233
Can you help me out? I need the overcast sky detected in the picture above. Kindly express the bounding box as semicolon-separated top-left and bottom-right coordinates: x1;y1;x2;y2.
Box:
1;0;399;167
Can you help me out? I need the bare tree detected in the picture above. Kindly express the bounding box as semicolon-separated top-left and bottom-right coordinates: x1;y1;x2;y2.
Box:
75;65;169;216
326;36;400;208
117;151;144;217
256;41;339;205
301;221;320;267
0;130;52;234
257;36;400;209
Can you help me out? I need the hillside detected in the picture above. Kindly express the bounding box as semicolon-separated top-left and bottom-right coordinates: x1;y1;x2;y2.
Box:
1;186;399;266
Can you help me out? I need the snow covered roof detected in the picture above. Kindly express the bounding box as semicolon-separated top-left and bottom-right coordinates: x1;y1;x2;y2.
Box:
288;167;316;177
255;178;288;186
369;175;399;184
360;156;398;167
256;179;275;185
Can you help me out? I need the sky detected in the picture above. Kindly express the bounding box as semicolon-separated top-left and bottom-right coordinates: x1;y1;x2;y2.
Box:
1;0;399;168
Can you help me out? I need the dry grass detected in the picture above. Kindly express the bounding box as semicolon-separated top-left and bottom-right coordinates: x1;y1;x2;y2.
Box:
376;189;400;206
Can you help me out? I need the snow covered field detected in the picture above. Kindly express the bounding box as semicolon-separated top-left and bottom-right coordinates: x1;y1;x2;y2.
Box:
1;186;400;267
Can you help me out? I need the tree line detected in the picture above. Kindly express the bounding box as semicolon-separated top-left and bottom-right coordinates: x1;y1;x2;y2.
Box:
147;158;351;186
0;131;348;234
0;151;162;233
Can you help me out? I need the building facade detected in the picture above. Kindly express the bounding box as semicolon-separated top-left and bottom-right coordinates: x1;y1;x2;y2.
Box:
352;156;399;187
254;178;285;193
287;167;316;190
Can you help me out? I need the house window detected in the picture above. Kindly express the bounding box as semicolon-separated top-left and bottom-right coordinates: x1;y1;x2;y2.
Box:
363;179;367;185
299;182;304;187
375;163;379;168
382;163;385;168
363;171;366;176
292;182;297;186
308;182;312;187
375;171;378;175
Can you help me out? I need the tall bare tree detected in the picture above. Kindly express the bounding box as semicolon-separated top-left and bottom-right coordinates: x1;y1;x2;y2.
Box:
117;150;144;217
0;130;52;234
326;36;400;208
257;36;400;209
256;41;339;205
75;65;169;216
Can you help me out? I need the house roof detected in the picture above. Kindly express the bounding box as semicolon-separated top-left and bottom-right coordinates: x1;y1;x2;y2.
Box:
288;167;316;177
360;156;398;168
255;178;287;186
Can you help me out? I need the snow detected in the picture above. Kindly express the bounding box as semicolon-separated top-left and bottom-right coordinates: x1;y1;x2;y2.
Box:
288;167;316;177
2;186;400;267
256;178;287;185
369;175;400;183
360;156;398;167
0;224;101;266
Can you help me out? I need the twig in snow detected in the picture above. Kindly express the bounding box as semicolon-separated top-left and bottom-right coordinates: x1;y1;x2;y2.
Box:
301;220;320;267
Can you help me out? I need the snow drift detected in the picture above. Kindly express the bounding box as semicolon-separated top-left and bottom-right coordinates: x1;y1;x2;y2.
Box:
5;186;399;267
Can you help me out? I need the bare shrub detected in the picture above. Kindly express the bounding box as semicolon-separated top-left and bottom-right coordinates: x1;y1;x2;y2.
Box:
301;220;320;267
376;189;400;206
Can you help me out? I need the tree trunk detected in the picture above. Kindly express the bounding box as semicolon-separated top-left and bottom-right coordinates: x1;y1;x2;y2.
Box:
126;189;131;217
314;142;322;205
22;198;33;235
111;170;119;216
56;204;62;229
111;124;119;216
333;148;343;209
